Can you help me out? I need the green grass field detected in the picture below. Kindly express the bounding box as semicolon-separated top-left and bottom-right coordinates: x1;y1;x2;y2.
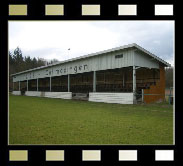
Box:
9;95;173;145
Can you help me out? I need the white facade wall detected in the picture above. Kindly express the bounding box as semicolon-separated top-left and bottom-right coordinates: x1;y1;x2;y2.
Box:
12;91;21;95
24;91;72;99
89;93;134;104
25;91;41;97
44;92;72;99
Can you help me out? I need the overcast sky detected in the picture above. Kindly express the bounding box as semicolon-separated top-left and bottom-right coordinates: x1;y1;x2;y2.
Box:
9;21;174;66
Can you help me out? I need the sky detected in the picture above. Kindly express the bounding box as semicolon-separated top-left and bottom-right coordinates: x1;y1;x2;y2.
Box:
9;21;174;66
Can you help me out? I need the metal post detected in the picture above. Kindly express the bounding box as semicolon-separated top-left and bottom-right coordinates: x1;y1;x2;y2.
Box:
142;89;144;102
50;77;52;92
68;74;70;92
19;81;20;91
13;82;14;91
37;78;39;91
133;66;136;103
27;80;28;91
123;73;125;87
93;71;96;92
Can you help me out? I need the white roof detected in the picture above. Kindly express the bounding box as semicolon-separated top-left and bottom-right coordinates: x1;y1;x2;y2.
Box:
11;43;171;76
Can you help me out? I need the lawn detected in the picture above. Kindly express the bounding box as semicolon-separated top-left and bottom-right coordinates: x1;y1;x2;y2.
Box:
9;95;173;145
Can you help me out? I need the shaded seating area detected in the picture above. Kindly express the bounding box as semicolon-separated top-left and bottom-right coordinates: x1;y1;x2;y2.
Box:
28;79;37;91
51;75;68;92
38;77;50;92
70;72;93;93
16;67;160;97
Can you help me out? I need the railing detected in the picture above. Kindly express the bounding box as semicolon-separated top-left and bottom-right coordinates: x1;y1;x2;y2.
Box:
135;88;174;105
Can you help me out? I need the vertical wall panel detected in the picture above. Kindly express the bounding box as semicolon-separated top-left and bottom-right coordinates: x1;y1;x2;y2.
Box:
134;51;159;69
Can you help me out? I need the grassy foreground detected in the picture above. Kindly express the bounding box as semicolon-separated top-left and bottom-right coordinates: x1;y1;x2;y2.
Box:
9;95;173;145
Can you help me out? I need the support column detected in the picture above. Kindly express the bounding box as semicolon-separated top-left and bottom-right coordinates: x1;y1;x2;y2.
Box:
37;78;39;91
19;81;20;91
50;77;52;92
133;66;136;103
13;82;14;91
93;71;96;92
142;89;144;103
27;80;28;91
123;73;125;87
68;74;70;92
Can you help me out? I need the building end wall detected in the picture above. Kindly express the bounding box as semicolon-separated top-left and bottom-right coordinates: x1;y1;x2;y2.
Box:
143;65;165;103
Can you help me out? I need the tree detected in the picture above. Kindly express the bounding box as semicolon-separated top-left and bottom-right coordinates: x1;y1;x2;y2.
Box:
50;59;59;64
37;58;46;66
13;47;24;72
24;56;32;70
32;57;37;68
47;59;59;65
9;47;48;91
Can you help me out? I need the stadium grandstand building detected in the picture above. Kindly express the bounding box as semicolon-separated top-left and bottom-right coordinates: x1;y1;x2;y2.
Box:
11;43;170;104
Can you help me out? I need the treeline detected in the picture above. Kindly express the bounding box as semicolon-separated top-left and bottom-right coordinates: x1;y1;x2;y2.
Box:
9;47;58;91
165;67;174;88
9;47;47;75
